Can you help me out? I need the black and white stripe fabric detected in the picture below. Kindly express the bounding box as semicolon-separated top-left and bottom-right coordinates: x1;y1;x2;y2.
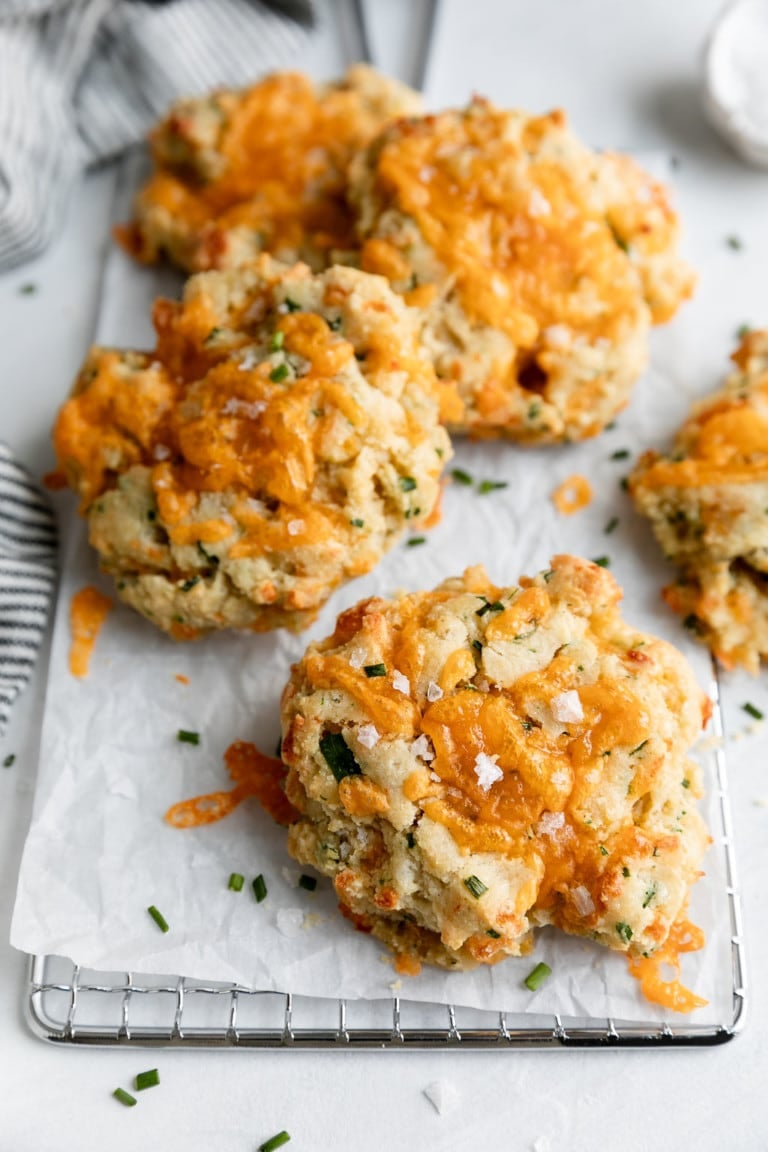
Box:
0;0;312;269
0;444;57;737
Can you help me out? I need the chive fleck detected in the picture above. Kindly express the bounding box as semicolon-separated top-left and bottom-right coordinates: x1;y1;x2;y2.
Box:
363;663;387;678
611;449;630;460
604;517;619;535
135;1069;160;1091
350;518;365;527
180;576;200;592
622;867;630;877
399;476;417;492
726;235;743;251
630;739;648;756
147;905;169;933
3;754;15;768
19;282;38;296
252;874;267;903
113;1088;137;1108
478;480;508;495
464;875;488;899
284;298;301;312
619;476;629;491
642;885;657;909
147;509;156;522
328;316;343;332
737;324;751;340
197;541;219;566
599;845;608;856
228;873;245;892
743;702;764;721
682;613;702;633
204;326;222;344
451;468;473;486
319;732;361;781
177;729;200;745
298;874;317;892
270;331;285;351
615;921;633;943
682;778;690;790
407;536;426;547
524;962;552;991
269;363;290;383
476;600;505;617
405;831;416;848
542;569;554;583
471;639;483;653
486;928;501;939
591;556;610;568
259;1132;291;1152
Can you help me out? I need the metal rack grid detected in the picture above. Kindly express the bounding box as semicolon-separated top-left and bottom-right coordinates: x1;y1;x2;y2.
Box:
24;661;747;1050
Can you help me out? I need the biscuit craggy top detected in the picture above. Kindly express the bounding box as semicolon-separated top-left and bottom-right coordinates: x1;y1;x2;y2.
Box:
53;258;452;636
351;99;694;442
282;555;711;970
121;66;422;273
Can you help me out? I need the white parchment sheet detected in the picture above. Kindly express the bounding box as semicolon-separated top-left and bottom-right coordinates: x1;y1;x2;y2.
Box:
11;153;736;1025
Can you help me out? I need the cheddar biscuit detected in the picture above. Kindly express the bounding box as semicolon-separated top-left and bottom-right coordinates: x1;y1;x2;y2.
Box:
281;555;710;970
121;66;421;274
629;329;768;672
350;100;694;442
53;258;452;637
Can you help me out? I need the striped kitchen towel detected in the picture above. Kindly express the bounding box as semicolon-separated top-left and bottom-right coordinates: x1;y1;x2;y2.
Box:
0;0;313;270
0;444;57;737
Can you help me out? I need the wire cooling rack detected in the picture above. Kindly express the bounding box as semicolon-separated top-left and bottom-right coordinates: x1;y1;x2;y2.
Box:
24;661;747;1050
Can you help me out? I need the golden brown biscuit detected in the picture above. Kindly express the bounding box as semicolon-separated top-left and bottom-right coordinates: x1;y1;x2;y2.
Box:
630;329;768;672
53;258;452;637
350;99;694;442
281;555;710;970
119;66;421;273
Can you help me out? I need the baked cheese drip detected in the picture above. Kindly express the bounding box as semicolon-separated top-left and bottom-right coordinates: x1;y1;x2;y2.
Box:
69;586;112;678
350;99;694;442
630;329;768;672
52;258;452;637
120;66;422;274
282;555;711;984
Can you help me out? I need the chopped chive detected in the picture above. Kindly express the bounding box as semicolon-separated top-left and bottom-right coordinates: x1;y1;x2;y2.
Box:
363;663;387;678
259;1132;291;1152
726;235;743;251
270;331;285;351
269;363;290;383
328;316;343;331
642;885;657;909
319;732;361;781
113;1088;137;1108
619;476;629;491
147;906;169;933
743;702;764;721
252;874;267;903
599;845;608;856
399;476;417;492
451;468;474;486
464;875;488;899
298;874;317;892
147;509;156;521
622;867;630;878
284;298;301;312
177;729;200;745
478;480;508;494
471;639;482;653
180;576;200;592
19;282;38;296
683;613;702;633
630;739;648;755
228;873;245;892
682;778;690;790
591;556;610;568
604;517;619;535
486;928;501;939
3;754;15;768
135;1069;160;1091
616;921;633;943
611;449;630;460
350;518;364;528
737;323;751;340
524;962;551;991
204;326;221;344
405;831;416;848
197;541;219;566
542;569;554;583
407;536;426;547
476;600;504;617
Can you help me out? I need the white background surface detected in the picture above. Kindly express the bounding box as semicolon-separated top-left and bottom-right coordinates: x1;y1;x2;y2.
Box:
2;0;768;1148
